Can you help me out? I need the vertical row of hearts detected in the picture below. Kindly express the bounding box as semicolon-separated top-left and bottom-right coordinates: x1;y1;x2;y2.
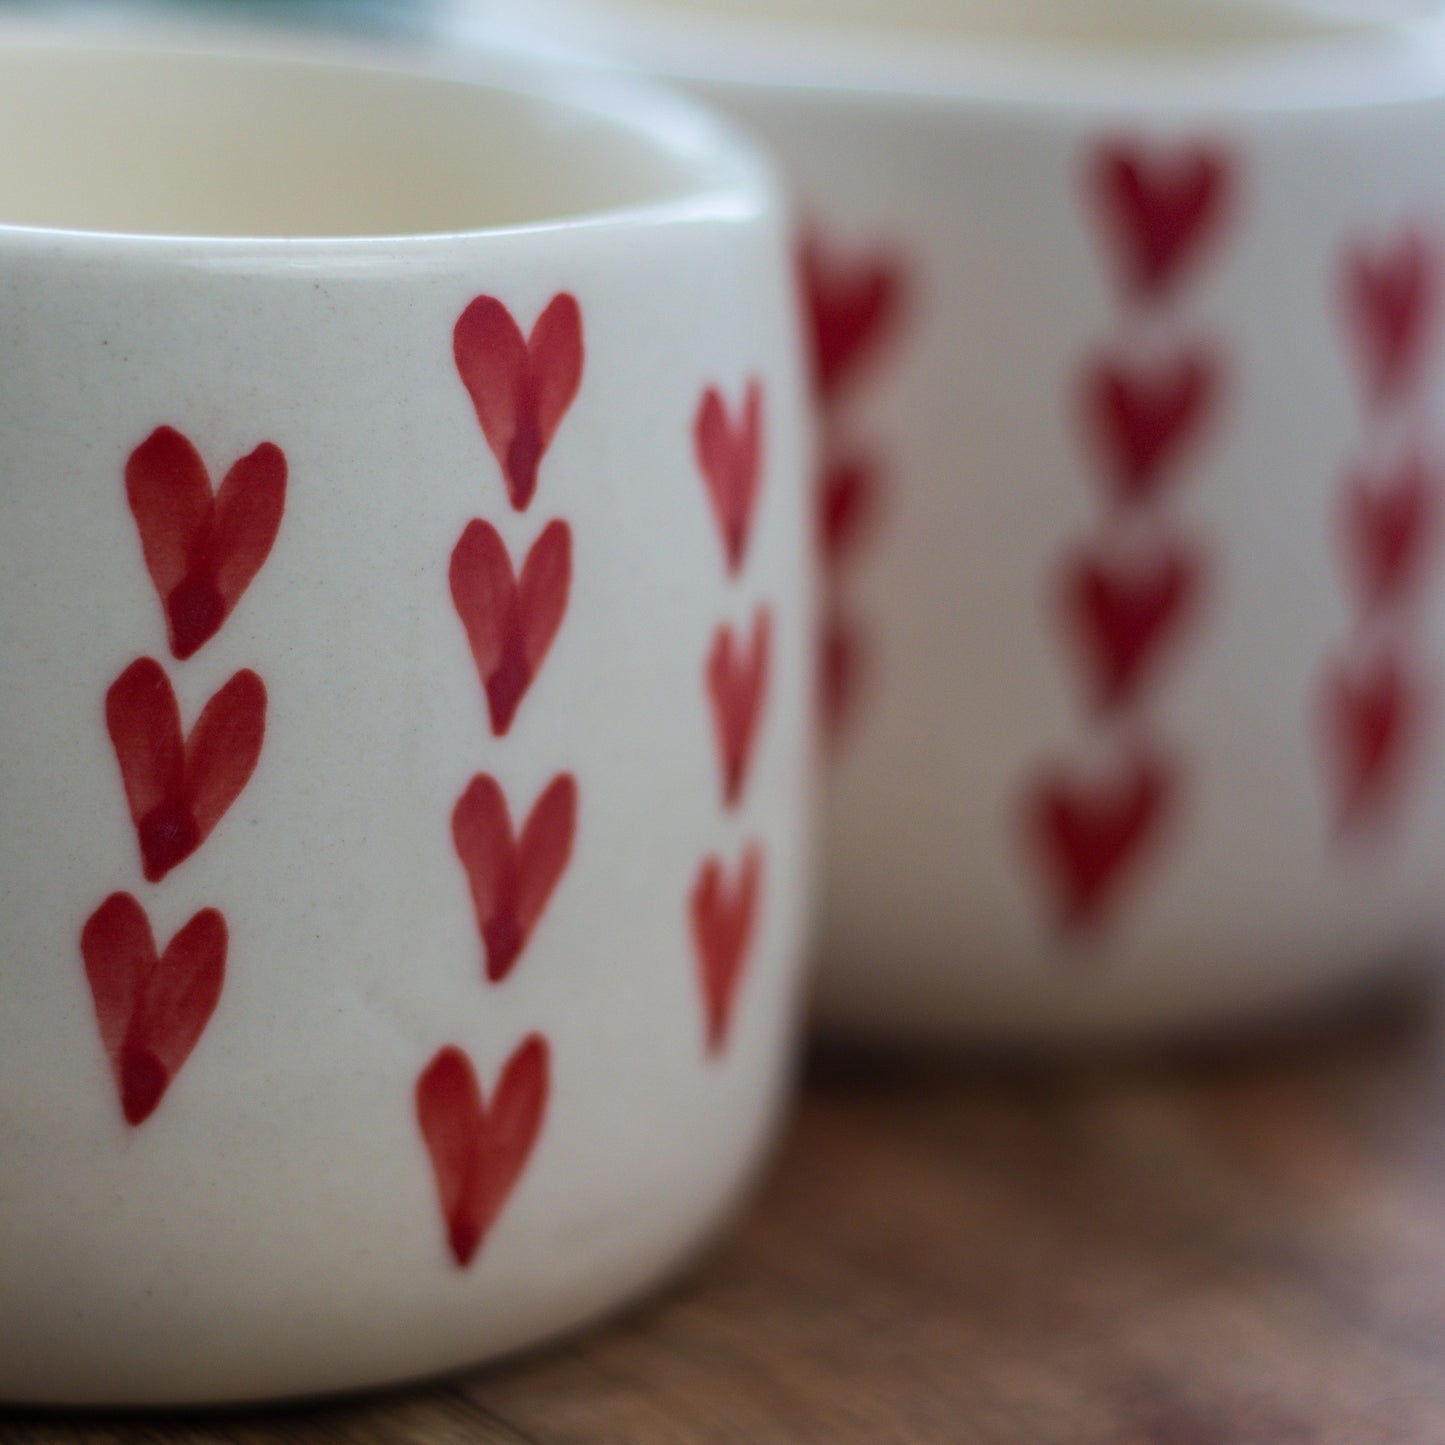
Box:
413;293;582;1270
81;426;285;1127
801;230;905;751
1324;226;1442;834
695;366;771;1058
1023;139;1233;939
417;295;776;1270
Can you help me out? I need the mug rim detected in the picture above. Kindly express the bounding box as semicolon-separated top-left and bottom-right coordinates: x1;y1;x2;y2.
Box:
492;0;1445;117
0;27;780;253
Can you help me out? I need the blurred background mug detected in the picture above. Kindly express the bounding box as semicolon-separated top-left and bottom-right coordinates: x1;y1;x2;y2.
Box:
0;35;811;1404
449;0;1445;1042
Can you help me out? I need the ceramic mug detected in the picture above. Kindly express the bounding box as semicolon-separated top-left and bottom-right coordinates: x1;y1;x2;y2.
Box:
467;0;1445;1042
0;37;811;1405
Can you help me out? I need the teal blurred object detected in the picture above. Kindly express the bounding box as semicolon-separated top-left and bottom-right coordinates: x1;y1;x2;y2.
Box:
181;0;430;30
0;0;436;36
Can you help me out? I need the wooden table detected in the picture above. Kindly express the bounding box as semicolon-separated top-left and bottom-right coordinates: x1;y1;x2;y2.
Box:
11;978;1445;1444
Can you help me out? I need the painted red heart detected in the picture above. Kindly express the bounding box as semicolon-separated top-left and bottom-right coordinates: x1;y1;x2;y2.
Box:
1343;453;1438;613
106;658;266;884
818;453;882;571
1320;649;1426;831
691;843;763;1057
449;518;571;737
125;427;286;661
799;228;906;403
453;293;584;511
1090;139;1232;300
820;607;866;752
695;380;764;576
1061;538;1205;710
452;772;577;984
415;1035;549;1269
1024;748;1177;933
1344;228;1437;408
707;608;772;809
80;892;226;1126
1083;347;1220;507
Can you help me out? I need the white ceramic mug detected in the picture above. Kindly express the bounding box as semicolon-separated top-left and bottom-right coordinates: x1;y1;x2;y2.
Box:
0;37;812;1405
462;0;1445;1042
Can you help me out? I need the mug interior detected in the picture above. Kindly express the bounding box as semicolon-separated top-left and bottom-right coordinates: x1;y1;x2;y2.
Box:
0;43;716;238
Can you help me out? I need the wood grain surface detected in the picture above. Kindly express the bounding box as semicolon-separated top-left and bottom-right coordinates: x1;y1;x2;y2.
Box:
9;977;1445;1445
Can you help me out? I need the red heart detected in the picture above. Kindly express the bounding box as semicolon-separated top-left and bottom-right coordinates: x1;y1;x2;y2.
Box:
453;293;584;511
707;608;772;809
452;772;577;984
1320;649;1426;831
799;228;906;404
819;607;866;753
1024;749;1177;933
1090;139;1232;300
1344;228;1438;408
1343;453;1438;613
1083;347;1220;507
449;519;571;737
695;380;765;576
106;658;266;884
818;453;882;571
415;1035;549;1269
80;892;226;1126
125;427;286;661
691;843;763;1057
1061;538;1205;710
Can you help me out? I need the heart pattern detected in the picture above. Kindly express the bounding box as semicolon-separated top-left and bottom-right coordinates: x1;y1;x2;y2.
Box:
1344;453;1438;613
1061;539;1205;710
125;427;287;661
799;230;906;402
415;1035;549;1269
1024;750;1177;933
452;772;577;984
820;607;865;749
450;518;571;737
419;295;582;1272
818;453;882;569
454;293;584;511
106;657;266;883
1344;229;1437;408
1026;134;1231;945
691;844;763;1057
1320;650;1425;829
1323;227;1442;847
707;608;772;809
695;380;764;576
1090;140;1232;300
80;892;227;1126
804;222;908;763
1083;347;1220;507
